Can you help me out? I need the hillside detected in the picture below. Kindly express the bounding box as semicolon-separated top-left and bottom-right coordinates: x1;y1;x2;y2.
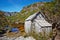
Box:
15;2;60;23
0;11;8;28
6;1;60;24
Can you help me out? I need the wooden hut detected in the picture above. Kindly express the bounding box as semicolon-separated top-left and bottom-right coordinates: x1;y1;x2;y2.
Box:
24;12;52;34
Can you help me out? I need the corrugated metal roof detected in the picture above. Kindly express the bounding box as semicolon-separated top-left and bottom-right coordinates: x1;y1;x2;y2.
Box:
25;11;52;27
35;20;52;27
25;11;47;21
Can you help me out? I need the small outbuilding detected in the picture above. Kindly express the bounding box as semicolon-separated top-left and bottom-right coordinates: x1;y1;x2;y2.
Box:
24;12;52;34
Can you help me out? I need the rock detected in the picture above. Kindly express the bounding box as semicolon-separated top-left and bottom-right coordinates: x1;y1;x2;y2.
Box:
55;35;60;40
15;36;36;40
0;36;8;40
0;36;36;40
15;36;24;40
25;36;36;40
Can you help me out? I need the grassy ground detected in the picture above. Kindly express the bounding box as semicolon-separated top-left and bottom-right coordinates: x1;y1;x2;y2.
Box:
25;31;53;40
3;29;53;40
